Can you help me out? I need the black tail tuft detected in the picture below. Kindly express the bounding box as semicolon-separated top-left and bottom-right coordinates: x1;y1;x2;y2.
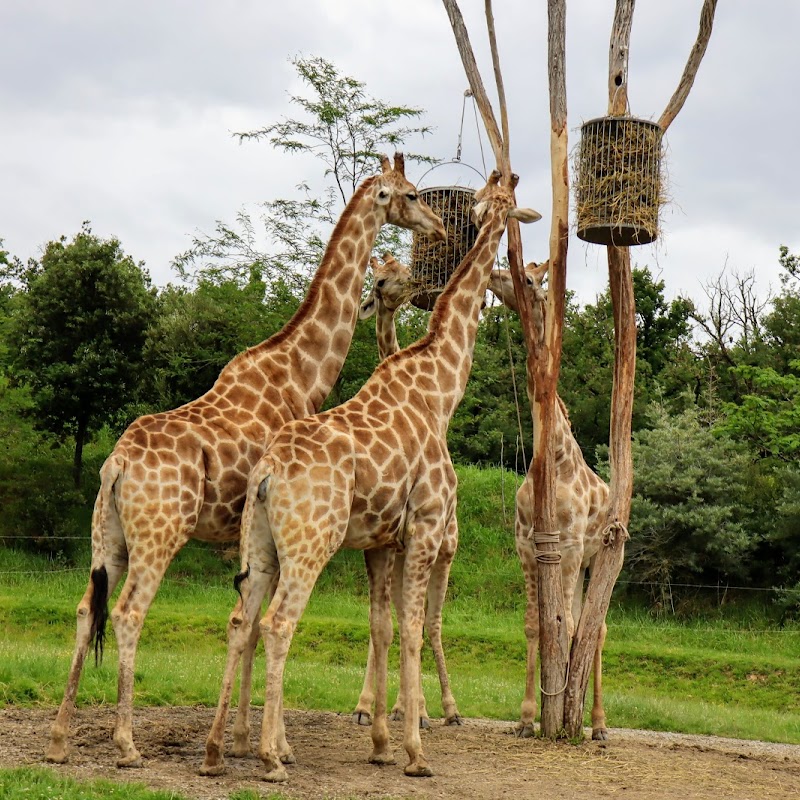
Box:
89;566;109;667
233;564;251;599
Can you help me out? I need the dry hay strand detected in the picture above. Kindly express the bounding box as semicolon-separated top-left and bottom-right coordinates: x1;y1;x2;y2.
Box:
575;115;664;247
410;185;478;309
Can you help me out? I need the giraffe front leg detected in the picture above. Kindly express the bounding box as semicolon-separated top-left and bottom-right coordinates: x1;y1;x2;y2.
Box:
365;548;396;766
425;517;461;727
399;540;436;777
515;525;539;739
591;621;609;741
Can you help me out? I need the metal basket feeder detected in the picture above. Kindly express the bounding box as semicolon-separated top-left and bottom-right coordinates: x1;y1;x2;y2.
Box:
576;115;664;247
410;185;479;310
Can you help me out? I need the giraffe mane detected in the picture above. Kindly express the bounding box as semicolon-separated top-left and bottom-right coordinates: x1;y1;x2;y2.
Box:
222;176;380;376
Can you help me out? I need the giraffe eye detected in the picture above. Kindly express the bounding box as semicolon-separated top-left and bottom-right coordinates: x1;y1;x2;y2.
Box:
376;279;386;288
406;193;417;201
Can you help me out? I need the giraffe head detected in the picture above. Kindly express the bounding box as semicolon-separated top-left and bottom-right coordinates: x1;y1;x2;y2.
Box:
471;170;542;228
373;153;447;241
359;252;413;320
488;260;549;313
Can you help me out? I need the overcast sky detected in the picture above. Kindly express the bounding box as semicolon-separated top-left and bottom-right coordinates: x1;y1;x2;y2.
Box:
2;1;799;308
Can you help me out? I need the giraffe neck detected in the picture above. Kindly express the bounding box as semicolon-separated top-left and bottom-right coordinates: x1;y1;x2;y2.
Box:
375;304;400;360
399;205;508;422
217;177;382;414
528;296;582;470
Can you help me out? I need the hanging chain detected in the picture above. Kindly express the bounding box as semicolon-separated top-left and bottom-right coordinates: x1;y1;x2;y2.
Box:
455;89;473;162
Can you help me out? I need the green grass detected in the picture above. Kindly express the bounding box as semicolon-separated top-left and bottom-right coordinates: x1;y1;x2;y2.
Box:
1;465;799;745
0;767;293;800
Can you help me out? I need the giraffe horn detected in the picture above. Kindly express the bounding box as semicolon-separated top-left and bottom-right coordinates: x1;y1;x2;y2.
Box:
393;152;405;175
379;154;391;174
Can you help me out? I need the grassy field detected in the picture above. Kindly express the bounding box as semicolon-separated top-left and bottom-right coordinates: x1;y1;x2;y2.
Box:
1;465;799;748
0;767;276;800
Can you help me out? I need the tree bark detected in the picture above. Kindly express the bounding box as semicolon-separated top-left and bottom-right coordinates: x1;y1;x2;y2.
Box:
563;247;635;738
658;0;719;132
563;0;635;739
534;0;570;739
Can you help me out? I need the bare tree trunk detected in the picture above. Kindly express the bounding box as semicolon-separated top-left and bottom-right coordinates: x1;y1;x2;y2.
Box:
563;247;635;738
563;0;635;739
534;0;570;739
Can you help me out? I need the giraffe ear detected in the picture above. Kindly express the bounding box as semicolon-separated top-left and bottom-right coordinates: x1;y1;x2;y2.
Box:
359;293;377;320
508;207;542;223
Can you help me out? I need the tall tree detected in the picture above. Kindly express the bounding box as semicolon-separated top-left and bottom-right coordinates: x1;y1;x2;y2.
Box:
560;266;695;462
5;225;156;487
174;56;436;288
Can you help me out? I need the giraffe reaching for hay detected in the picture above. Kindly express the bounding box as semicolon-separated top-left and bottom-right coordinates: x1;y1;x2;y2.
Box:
360;256;613;740
349;255;540;730
45;153;446;769
200;170;540;781
490;261;612;740
352;253;462;730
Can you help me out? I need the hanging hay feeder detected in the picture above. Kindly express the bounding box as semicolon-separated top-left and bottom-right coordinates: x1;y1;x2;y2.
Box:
576;115;664;247
410;185;479;310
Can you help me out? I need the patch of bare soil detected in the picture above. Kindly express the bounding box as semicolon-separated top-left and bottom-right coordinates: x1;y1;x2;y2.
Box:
1;706;799;800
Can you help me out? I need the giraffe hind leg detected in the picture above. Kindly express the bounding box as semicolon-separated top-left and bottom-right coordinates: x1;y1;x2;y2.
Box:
46;540;128;763
111;532;188;768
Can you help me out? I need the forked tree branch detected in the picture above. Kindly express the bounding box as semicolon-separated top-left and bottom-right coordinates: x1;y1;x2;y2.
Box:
441;0;505;170
608;0;635;116
484;0;510;171
658;0;718;131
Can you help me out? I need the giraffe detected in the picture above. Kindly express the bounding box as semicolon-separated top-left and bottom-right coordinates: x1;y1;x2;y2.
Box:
199;170;540;781
45;153;446;769
352;253;462;730
490;260;612;741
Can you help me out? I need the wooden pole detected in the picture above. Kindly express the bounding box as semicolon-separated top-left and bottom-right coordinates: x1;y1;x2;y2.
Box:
563;0;635;740
658;0;718;132
441;0;570;736
533;0;570;738
563;0;719;738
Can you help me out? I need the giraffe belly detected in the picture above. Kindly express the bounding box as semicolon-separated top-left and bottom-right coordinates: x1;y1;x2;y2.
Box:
343;510;405;551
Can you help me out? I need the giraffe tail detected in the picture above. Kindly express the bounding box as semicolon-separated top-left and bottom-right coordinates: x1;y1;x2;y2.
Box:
234;459;273;596
89;453;125;666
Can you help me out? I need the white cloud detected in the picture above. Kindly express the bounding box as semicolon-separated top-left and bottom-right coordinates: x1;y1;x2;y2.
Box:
2;0;798;311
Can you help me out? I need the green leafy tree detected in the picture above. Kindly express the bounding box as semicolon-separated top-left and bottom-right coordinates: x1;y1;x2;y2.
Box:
141;270;299;411
603;403;761;610
5;225;156;487
715;362;800;465
174;56;435;288
560;266;696;463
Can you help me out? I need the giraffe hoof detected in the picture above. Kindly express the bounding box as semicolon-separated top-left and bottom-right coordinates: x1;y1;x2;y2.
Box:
231;744;251;758
419;717;431;730
352;711;372;726
445;713;463;726
404;759;433;777
369;750;397;766
262;765;289;783
592;727;610;741
116;752;143;769
199;760;226;777
45;743;68;764
515;722;536;739
279;750;296;765
389;710;404;722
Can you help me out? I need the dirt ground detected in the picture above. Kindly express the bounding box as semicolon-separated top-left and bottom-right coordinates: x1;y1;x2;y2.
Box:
1;706;799;800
